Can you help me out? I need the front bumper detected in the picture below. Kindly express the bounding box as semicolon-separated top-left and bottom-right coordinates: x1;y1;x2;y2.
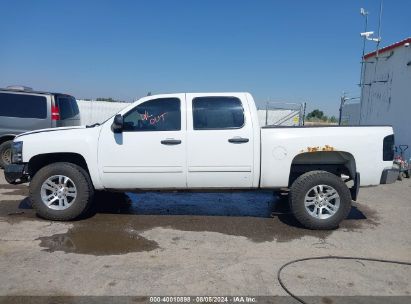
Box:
380;168;399;184
4;164;29;184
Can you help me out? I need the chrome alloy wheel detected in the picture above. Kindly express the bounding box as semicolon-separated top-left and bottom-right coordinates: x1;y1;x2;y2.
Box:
40;175;77;210
304;184;340;219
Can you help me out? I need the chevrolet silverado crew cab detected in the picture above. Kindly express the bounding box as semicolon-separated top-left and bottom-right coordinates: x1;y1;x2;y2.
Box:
4;93;398;229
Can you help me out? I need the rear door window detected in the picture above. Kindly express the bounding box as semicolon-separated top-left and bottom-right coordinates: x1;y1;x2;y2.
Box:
0;92;47;119
55;95;79;120
192;97;245;130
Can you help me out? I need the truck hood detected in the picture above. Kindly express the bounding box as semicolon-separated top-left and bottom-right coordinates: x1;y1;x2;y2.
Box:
16;126;89;139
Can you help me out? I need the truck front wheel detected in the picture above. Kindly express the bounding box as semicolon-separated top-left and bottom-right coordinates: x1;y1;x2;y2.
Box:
289;170;352;230
29;162;94;221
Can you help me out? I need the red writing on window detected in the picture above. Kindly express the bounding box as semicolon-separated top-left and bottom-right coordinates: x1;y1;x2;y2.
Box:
142;111;167;125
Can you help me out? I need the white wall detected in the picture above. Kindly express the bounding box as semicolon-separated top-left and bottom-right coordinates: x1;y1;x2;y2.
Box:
341;102;360;125
77;100;129;125
360;42;411;148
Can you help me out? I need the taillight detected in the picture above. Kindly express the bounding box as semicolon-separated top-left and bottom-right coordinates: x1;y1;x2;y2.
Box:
51;105;60;120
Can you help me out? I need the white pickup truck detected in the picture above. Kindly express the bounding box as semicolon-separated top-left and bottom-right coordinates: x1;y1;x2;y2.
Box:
5;92;398;229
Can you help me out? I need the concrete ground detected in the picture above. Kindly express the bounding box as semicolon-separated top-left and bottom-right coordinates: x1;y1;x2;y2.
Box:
0;172;410;301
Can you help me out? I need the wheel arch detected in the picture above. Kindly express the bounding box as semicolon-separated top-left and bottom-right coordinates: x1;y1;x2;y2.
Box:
288;151;357;187
28;153;91;178
0;135;16;145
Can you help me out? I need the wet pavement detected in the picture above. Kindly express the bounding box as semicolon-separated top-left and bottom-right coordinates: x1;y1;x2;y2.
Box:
0;173;410;297
1;185;378;255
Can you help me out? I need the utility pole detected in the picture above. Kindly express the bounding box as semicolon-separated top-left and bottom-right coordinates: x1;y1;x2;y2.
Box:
359;7;369;124
339;92;346;125
302;102;306;126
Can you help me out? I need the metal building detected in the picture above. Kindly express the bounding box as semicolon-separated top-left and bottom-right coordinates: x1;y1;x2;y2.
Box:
359;37;411;148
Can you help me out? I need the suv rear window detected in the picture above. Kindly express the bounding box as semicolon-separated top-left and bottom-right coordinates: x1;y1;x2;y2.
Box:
0;92;47;119
55;95;79;120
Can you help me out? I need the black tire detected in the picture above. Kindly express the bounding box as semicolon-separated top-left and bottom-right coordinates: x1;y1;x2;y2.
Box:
289;170;352;230
405;169;411;179
29;162;94;221
0;140;12;168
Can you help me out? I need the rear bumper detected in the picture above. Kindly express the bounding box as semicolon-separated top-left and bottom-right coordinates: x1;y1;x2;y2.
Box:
4;164;29;184
380;168;399;184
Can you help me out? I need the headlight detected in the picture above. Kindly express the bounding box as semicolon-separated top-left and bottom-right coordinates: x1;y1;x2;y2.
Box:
11;141;23;163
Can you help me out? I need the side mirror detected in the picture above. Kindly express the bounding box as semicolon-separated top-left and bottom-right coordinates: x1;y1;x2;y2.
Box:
111;114;124;133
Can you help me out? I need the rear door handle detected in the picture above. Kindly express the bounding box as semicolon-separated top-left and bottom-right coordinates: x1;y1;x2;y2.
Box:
228;137;249;144
161;139;182;145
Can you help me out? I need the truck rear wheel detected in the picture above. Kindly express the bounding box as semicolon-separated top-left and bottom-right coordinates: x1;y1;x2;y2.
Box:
29;162;94;221
289;170;351;230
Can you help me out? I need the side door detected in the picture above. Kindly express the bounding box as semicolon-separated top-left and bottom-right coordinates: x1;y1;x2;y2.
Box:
186;93;254;188
98;94;187;189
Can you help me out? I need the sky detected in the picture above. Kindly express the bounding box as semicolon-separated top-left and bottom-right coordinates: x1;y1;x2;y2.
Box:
0;0;410;116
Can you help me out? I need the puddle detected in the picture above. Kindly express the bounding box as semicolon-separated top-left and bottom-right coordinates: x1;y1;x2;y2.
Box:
35;208;332;256
1;184;380;255
37;213;324;255
37;221;159;255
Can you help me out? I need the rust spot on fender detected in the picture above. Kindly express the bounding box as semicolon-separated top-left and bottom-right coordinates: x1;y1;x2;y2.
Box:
300;145;336;153
322;145;335;151
307;146;320;152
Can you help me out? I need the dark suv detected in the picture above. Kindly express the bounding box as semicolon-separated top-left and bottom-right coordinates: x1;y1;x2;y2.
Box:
0;86;81;167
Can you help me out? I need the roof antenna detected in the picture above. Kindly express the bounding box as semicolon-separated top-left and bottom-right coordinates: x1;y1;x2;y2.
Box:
359;1;382;44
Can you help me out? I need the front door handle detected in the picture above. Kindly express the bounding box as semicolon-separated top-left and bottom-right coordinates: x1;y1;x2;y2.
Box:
161;139;182;145
228;137;249;144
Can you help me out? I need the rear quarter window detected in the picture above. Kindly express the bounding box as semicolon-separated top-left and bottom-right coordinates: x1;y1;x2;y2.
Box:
0;92;47;119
